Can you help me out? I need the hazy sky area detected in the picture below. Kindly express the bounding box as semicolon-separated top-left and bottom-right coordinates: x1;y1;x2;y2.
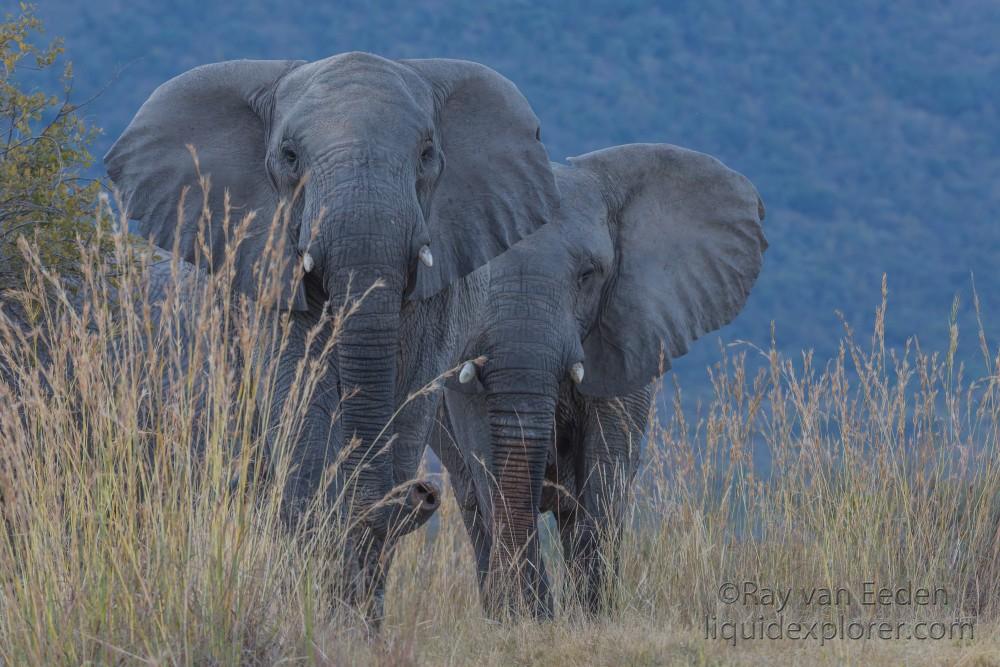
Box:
29;0;1000;403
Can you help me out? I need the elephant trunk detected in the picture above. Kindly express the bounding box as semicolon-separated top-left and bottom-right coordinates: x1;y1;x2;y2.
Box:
483;374;558;619
306;159;435;532
320;222;428;623
473;267;570;619
308;166;438;622
327;262;401;525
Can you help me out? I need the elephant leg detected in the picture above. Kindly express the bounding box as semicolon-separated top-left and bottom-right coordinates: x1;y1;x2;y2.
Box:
556;481;623;615
257;317;342;527
525;529;553;618
427;399;493;596
561;385;652;615
461;501;493;593
553;485;607;615
355;527;409;635
554;508;587;610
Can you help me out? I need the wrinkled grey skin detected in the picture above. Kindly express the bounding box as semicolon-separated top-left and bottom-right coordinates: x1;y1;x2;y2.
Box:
103;52;558;625
426;144;768;619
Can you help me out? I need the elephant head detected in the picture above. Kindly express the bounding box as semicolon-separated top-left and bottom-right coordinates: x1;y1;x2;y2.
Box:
105;53;557;552
452;143;767;617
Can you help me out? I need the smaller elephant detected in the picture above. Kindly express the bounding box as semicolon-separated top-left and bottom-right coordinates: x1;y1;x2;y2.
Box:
428;143;767;618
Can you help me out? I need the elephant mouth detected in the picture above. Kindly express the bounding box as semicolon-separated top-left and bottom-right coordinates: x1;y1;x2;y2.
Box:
299;272;330;308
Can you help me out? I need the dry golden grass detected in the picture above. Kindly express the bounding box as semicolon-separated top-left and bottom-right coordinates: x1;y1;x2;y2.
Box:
0;196;997;665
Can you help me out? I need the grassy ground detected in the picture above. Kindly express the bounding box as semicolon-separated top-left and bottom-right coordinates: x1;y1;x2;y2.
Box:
0;208;997;665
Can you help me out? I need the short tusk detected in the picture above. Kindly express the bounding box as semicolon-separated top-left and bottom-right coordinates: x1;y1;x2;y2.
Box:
419;245;434;268
302;252;314;273
459;360;477;384
569;362;585;384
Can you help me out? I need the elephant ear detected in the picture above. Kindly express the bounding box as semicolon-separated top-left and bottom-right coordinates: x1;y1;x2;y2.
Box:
574;143;767;398
401;59;559;299
104;59;308;310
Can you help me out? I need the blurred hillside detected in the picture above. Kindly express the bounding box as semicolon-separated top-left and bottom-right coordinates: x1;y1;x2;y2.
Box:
32;0;1000;395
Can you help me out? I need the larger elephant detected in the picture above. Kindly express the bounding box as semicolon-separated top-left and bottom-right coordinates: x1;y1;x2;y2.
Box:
427;143;767;618
104;52;558;622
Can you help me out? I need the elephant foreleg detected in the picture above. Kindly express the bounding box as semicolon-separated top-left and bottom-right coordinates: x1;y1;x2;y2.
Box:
427;400;493;593
560;384;652;615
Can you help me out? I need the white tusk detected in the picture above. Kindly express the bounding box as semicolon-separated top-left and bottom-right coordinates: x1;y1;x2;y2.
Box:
569;362;585;384
419;245;434;268
459;360;477;384
302;252;314;273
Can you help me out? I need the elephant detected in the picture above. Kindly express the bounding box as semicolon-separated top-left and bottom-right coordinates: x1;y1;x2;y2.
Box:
425;143;768;618
103;52;559;624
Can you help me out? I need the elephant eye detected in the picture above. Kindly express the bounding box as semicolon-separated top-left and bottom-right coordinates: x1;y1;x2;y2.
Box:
420;143;435;165
577;257;605;288
535;127;541;141
282;147;298;168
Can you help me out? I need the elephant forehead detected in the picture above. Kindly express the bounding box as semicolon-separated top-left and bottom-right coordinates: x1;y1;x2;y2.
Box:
552;164;606;224
488;220;600;286
280;54;433;120
547;168;615;261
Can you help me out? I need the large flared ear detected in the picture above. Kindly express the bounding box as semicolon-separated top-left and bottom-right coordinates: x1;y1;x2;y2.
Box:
574;144;767;397
401;59;559;299
104;59;308;309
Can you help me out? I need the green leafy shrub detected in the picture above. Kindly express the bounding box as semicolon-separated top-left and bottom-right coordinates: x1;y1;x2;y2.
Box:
0;3;102;289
